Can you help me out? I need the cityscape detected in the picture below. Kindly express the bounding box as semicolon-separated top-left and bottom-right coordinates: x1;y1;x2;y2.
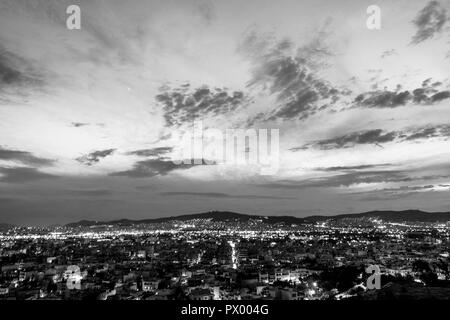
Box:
1;211;449;300
1;0;450;307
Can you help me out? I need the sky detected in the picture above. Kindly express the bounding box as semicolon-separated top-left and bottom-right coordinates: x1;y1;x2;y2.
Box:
1;0;450;225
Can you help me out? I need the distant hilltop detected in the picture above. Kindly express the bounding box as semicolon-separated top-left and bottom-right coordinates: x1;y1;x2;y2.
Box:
0;223;16;232
64;209;450;228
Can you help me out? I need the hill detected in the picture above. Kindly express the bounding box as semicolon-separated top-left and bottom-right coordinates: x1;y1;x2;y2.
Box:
65;209;450;228
0;223;15;232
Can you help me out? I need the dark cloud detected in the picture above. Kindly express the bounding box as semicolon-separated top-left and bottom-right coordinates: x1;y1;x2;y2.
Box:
239;29;343;121
126;147;173;157
357;185;436;194
110;158;212;178
306;129;397;150
76;149;116;166
316;164;391;171
159;191;295;200
411;1;447;44
405;127;439;140
422;78;433;87
0;47;44;90
259;170;413;189
0;55;22;85
438;184;450;187
354;90;411;108
0;167;56;183
380;49;397;58
296;125;450;150
405;125;450;141
358;192;421;201
156;84;248;126
353;185;439;201
412;87;430;103
411;83;450;104
0;147;54;167
353;78;450;108
71;122;89;128
431;90;450;102
259;162;450;191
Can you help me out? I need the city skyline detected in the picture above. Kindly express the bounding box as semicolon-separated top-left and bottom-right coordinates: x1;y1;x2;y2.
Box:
1;0;450;225
1;210;449;301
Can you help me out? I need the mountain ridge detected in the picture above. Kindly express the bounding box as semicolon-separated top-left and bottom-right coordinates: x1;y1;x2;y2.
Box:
64;209;450;228
0;223;16;231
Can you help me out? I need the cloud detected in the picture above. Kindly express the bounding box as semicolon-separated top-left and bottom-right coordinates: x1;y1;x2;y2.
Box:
380;49;397;58
0;146;56;184
126;147;173;157
352;78;450;108
301;129;397;150
0;46;44;92
296;125;450;150
0;147;54;167
110;158;211;178
259;161;450;191
76;149;116;166
0;167;56;183
0;46;46;106
353;184;440;201
239;30;344;122
259;170;413;189
0;51;28;86
405;127;440;140
316;164;391;171
358;191;422;201
71;122;89;128
400;126;450;141
156;84;248;126
411;1;448;44
431;90;450;102
0;54;22;86
354;90;412;108
159;191;295;200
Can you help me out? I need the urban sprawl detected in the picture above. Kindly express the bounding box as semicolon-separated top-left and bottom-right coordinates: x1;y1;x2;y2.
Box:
1;217;450;300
